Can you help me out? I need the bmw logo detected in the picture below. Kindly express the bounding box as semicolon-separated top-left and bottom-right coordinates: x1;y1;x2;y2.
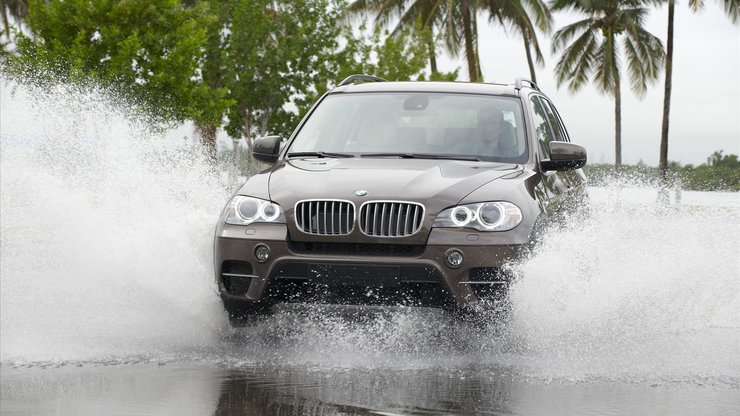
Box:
355;190;368;197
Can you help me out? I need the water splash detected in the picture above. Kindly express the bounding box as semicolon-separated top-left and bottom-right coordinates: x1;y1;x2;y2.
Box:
505;187;740;383
1;78;738;385
0;79;229;361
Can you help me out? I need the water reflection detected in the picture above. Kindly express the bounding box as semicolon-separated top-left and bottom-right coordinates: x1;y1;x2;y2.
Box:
214;365;515;415
2;362;737;416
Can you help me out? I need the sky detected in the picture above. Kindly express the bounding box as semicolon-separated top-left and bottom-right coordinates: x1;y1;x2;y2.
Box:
435;3;740;166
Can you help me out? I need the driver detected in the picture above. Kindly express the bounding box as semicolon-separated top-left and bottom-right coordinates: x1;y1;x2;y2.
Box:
476;107;518;157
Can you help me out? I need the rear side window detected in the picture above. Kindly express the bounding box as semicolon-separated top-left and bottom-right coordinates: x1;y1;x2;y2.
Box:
529;96;554;159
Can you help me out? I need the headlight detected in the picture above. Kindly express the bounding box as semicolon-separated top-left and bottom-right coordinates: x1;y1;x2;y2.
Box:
433;201;522;231
222;196;286;226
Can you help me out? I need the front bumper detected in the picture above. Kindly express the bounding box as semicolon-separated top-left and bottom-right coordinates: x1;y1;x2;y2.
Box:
214;223;526;309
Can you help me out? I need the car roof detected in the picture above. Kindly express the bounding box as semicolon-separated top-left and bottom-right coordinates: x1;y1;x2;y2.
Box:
331;81;523;97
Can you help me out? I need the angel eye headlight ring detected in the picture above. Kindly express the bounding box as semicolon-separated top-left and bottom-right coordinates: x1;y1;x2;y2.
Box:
477;202;504;228
451;206;473;226
236;198;260;221
223;196;285;226
260;202;281;222
433;201;522;232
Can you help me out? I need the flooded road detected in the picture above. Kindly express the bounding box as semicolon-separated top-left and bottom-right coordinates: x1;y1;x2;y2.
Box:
3;360;738;415
1;79;739;415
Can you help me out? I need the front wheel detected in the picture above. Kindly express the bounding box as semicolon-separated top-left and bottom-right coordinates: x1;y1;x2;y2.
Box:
453;286;512;327
223;298;272;327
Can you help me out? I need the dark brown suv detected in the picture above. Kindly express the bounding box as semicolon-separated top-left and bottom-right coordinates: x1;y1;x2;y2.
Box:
214;75;587;324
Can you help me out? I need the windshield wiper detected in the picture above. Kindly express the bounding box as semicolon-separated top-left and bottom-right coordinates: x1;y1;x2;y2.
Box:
286;151;355;159
360;152;480;161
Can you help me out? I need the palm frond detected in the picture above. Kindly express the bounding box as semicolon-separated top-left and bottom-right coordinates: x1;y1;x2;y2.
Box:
551;17;597;52
723;0;739;23
508;1;546;65
373;0;411;28
623;19;664;96
441;0;462;56
592;31;620;95
553;28;597;92
391;0;443;36
522;0;553;32
689;0;705;13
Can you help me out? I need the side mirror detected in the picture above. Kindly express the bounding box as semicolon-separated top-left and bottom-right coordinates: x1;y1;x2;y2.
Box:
541;141;587;171
252;135;282;164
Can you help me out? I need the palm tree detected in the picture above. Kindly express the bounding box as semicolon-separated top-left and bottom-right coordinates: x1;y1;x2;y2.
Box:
551;0;665;167
1;0;28;42
479;0;553;84
658;0;738;185
458;0;481;81
347;0;482;81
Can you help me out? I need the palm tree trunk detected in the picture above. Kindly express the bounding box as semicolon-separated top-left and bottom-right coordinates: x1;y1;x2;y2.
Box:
427;37;438;74
614;74;622;168
195;124;218;163
2;6;11;40
473;11;482;80
659;0;675;185
461;0;478;82
523;34;537;84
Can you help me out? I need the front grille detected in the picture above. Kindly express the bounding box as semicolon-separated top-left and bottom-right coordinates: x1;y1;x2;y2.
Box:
288;242;425;257
264;262;451;308
295;200;355;235
270;262;442;284
359;201;424;237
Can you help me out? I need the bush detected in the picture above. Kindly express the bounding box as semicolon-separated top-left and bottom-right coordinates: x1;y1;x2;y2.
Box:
583;152;740;192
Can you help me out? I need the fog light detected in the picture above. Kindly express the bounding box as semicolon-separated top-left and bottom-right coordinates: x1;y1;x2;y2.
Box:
254;244;270;263
445;249;464;268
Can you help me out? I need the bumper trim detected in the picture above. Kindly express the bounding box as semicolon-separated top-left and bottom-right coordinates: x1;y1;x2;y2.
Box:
222;272;258;279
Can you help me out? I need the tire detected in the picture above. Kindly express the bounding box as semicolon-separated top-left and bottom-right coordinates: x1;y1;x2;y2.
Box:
452;287;511;328
223;298;272;327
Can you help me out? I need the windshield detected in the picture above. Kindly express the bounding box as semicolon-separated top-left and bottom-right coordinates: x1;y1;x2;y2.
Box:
287;92;528;162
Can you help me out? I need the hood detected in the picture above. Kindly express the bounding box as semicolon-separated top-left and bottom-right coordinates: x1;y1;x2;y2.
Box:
268;158;521;212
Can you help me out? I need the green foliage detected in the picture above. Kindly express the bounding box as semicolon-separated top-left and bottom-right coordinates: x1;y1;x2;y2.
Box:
681;165;740;192
1;0;29;45
219;0;345;142
706;150;740;169
425;68;459;81
347;0;480;81
205;0;433;143
584;151;740;192
6;0;229;127
272;21;433;139
4;0;436;150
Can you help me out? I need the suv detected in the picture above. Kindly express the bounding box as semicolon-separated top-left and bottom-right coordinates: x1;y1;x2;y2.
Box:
214;75;587;324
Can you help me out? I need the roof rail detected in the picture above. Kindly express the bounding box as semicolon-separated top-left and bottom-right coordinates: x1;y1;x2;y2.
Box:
514;78;540;91
338;74;387;87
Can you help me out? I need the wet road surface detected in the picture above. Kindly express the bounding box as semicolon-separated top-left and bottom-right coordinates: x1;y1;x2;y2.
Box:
2;361;738;416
